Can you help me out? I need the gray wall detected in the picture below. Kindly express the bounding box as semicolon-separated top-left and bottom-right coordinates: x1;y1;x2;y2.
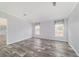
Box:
40;21;54;40
0;11;32;44
32;20;68;41
32;21;54;40
68;3;79;56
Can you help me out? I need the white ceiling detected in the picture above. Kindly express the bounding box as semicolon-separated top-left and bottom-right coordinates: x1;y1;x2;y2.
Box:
0;2;78;23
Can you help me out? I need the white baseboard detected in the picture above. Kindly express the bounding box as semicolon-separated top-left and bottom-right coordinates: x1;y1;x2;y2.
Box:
68;41;79;56
8;36;32;45
33;37;67;42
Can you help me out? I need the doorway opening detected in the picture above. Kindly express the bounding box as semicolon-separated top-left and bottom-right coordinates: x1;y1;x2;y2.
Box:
0;18;7;47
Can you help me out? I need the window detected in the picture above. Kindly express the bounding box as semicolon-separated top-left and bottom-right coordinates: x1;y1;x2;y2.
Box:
55;20;64;37
35;24;40;35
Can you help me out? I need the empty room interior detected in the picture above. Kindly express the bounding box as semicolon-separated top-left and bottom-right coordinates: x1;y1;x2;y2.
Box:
0;2;79;57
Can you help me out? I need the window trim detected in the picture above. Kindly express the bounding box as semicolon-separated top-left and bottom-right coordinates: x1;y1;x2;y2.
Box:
54;20;64;37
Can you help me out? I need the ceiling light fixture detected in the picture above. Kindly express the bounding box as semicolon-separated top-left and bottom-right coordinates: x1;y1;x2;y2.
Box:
24;13;27;16
52;2;56;6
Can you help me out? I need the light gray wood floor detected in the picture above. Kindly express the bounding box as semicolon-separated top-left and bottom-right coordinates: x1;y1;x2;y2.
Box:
0;38;78;57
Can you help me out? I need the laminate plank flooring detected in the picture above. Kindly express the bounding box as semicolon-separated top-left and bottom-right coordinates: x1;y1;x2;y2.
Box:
0;38;78;57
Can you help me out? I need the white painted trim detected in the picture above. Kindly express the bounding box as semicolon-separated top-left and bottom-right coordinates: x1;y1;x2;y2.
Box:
33;37;67;42
6;19;8;45
68;41;79;56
